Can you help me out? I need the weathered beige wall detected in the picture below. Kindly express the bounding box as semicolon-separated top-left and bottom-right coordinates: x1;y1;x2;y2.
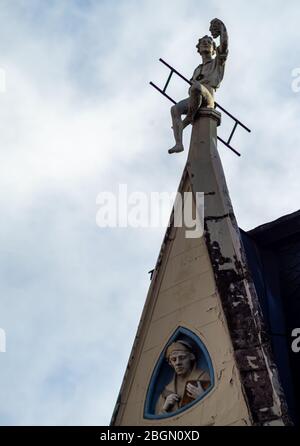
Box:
115;178;252;426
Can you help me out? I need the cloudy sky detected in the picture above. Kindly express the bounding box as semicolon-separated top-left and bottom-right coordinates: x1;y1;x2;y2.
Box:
0;0;299;426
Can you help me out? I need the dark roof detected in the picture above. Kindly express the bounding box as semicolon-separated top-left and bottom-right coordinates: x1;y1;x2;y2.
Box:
247;209;300;247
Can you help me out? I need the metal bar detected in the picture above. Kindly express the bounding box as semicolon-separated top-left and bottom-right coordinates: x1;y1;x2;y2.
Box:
148;269;154;280
215;102;251;133
149;82;177;104
163;70;174;93
227;121;238;145
217;136;241;156
159;58;192;85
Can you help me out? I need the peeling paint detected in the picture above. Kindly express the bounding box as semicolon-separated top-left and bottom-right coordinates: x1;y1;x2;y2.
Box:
203;222;291;424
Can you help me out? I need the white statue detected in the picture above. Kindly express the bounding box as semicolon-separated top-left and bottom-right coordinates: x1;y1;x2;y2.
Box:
155;340;211;415
169;18;228;154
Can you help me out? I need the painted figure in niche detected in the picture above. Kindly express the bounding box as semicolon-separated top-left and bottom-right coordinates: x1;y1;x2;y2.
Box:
155;340;211;414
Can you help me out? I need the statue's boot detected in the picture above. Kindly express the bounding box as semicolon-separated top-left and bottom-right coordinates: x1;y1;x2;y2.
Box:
168;143;184;154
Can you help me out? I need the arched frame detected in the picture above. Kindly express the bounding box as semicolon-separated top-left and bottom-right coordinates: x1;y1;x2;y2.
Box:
144;326;215;419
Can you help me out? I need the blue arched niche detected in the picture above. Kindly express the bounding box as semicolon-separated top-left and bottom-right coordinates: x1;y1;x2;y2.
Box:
144;327;214;419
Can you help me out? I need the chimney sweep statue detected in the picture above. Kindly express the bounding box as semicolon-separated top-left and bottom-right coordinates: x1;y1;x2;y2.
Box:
169;18;228;154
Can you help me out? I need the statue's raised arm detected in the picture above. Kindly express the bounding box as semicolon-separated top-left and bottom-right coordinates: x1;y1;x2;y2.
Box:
168;19;228;154
210;18;228;55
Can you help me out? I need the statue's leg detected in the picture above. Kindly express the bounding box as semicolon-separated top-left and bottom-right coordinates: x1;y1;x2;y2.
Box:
168;98;189;154
182;83;202;128
201;85;215;108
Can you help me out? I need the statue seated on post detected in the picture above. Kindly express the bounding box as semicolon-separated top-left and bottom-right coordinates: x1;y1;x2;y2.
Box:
169;18;228;154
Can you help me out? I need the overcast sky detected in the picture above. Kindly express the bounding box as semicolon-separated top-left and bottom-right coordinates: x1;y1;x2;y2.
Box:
0;0;299;425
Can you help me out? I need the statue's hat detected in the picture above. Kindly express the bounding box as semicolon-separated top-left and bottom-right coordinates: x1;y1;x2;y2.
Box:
165;340;194;359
